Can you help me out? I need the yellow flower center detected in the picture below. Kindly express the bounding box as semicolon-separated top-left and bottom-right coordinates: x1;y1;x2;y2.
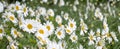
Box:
57;31;61;36
39;29;44;34
106;33;111;37
0;29;3;33
46;25;50;31
97;41;102;46
103;24;107;29
72;36;76;40
66;29;71;33
81;25;85;31
16;5;19;10
14;30;18;35
23;7;27;12
90;35;93;40
70;23;73;28
27;24;33;29
9;16;14;21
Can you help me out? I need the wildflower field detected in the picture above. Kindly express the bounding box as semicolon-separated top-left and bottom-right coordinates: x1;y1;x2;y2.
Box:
0;0;120;49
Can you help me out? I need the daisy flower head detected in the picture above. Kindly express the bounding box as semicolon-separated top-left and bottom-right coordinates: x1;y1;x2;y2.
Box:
11;28;19;38
65;26;73;35
21;4;28;17
88;30;96;45
36;25;49;38
110;32;118;42
47;9;54;17
53;0;58;5
47;41;59;49
21;19;38;33
7;4;16;12
28;8;35;17
70;32;78;43
11;28;23;38
7;12;18;24
95;39;105;49
6;35;13;42
37;7;46;16
15;1;21;12
9;42;18;49
35;33;50;45
59;0;65;7
58;41;66;49
55;27;65;39
63;12;69;20
0;2;4;13
96;28;101;37
0;25;4;39
80;18;88;36
103;18;109;32
44;21;54;35
95;8;103;21
55;15;62;24
68;19;76;31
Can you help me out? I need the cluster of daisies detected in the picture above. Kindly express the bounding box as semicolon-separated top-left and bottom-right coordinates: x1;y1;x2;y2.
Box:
0;0;120;49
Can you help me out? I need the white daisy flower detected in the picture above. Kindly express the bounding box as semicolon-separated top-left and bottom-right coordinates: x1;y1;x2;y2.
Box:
7;4;16;12
55;27;65;39
95;39;105;49
103;18;109;33
110;32;118;42
70;33;78;43
28;8;35;17
22;19;38;33
73;5;77;12
37;7;46;16
35;33;50;45
10;42;18;49
63;12;69;20
96;28;101;37
0;2;4;13
47;9;54;17
105;32;112;43
47;41;59;49
88;30;96;45
53;0;58;5
74;0;79;5
59;0;65;7
11;28;19;38
15;1;22;12
58;41;66;49
11;28;23;38
7;12;18;24
0;25;4;39
36;25;49;37
65;26;73;35
68;19;76;31
6;35;13;42
95;8;103;21
21;4;28;17
55;15;62;24
44;21;54;35
80;18;88;36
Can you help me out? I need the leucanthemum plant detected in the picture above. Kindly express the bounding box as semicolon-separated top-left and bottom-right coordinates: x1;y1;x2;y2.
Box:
0;0;120;49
